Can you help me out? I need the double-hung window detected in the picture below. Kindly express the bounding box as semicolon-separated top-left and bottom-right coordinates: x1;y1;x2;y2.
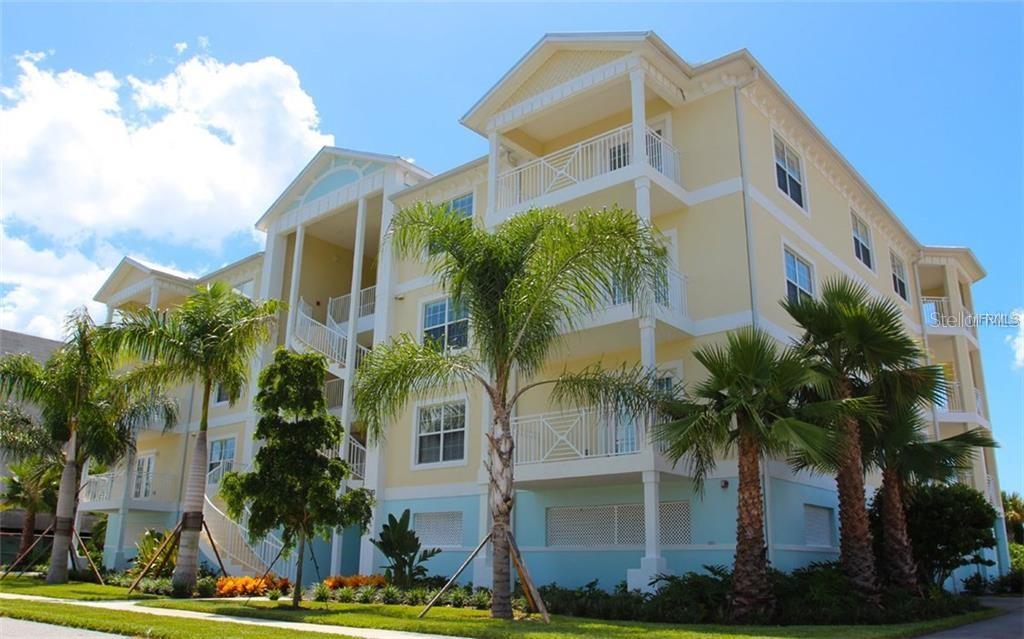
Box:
416;400;466;465
890;252;908;301
446;193;474;219
423;297;469;350
784;248;814;304
774;134;805;208
851;213;874;269
214;383;231;404
208;437;236;482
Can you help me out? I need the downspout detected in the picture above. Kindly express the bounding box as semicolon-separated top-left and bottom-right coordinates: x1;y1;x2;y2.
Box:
733;70;776;564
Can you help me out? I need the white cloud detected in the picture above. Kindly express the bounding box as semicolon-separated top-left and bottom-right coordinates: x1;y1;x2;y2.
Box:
174;42;188;54
0;50;333;250
1008;308;1024;370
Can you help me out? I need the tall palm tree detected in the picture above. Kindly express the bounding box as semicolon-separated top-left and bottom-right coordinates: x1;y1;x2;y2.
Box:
656;328;840;621
1003;491;1024;544
865;405;996;590
782;277;924;601
101;282;282;591
2;455;60;558
0;310;177;583
354;203;670;619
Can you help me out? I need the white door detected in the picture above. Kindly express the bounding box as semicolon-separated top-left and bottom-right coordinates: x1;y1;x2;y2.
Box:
133;454;155;499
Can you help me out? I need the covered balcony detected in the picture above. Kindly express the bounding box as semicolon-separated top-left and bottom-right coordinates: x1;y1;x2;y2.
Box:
80;469;179;512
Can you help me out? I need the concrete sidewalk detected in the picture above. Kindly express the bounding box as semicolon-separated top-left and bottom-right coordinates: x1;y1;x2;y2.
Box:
0;592;468;639
917;597;1023;639
1;617;127;639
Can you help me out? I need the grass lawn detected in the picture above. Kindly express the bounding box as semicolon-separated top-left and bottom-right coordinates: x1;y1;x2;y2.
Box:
0;576;153;601
141;599;1006;639
0;599;357;639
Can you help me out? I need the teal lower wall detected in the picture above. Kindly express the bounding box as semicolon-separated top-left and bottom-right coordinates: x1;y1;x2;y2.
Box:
376;494;481;583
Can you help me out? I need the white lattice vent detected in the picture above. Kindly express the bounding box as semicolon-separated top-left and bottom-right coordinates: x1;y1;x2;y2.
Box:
803;504;833;547
659;501;692;545
545;503;645;546
413;511;463;548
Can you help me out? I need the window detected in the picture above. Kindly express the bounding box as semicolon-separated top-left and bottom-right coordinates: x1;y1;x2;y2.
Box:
413;511;463;547
784;248;813;304
445;193;474;218
890;252;908;301
415;400;466;465
422;298;469;350
234;280;254;299
208;437;236;479
214;383;230;404
773;134;804;208
804;504;834;547
851;213;874;269
133;454;155;499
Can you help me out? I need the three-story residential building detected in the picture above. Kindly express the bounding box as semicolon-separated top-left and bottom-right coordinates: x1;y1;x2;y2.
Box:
83;32;1011;589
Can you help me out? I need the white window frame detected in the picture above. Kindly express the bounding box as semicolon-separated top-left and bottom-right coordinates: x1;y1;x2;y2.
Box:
803;504;836;548
782;242;816;304
851;212;875;271
772;131;808;212
419;295;469;351
889;251;909;302
207;436;237;478
411;395;469;470
445;193;474;219
213;383;231;406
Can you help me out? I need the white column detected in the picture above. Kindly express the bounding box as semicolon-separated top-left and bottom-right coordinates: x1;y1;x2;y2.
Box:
105;305;114;324
627;470;666;591
630;67;647;169
285;225;306;345
486;130;499;216
640;317;656;373
634;177;652;222
148;284;159;311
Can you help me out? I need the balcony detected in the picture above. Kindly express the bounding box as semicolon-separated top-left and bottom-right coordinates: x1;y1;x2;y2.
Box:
328;285;376;334
495;124;681;214
936;380;964;413
511;407;642;466
923;295;977;339
80;470;178;511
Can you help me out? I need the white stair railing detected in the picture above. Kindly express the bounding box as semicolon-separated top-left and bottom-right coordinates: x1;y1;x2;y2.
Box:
347;437;367;480
203;466;296;580
325;378;344;410
327;286;377;330
294;298;349;366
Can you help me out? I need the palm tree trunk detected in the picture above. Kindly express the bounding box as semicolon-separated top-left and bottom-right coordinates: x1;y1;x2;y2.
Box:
18;508;36;559
292;534;306;608
172;380;212;592
835;413;881;604
880;467;917;591
730;427;774;622
47;428;77;584
487;408;515;620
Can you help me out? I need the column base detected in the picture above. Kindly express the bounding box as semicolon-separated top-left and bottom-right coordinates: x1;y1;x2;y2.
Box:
627;556;669;592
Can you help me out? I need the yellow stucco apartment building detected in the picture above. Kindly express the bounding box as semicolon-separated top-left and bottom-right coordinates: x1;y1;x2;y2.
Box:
82;32;1011;589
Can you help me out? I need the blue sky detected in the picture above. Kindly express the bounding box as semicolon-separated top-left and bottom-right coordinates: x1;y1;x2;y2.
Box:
2;2;1021;491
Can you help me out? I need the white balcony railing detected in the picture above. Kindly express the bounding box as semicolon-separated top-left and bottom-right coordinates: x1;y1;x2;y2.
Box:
327;286;377;329
922;296;952;327
511;407;641;465
294;298;369;369
937;381;964;413
495;125;681;211
347;437;367;480
325;378;344;410
81;470;177;504
607;268;687;318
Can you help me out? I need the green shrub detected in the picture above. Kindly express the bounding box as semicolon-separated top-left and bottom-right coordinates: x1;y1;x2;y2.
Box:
136;577;172;596
333;586;356;603
267;588;282;601
311;581;331;602
377;584;403;604
354;584;377;603
195;576;217;598
470;588;491;610
991;569;1023;594
445;586;469;607
1009;543;1024;572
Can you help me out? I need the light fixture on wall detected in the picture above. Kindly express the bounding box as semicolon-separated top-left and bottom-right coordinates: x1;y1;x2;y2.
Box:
720;479;729;490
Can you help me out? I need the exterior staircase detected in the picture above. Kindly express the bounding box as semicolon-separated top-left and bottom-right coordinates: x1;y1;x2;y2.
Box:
293;298;369;373
201;467;297;580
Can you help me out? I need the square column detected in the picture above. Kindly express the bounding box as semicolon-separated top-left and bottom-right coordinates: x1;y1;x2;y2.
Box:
630;68;647;169
486;130;499;216
627;470;666;591
285;224;306;344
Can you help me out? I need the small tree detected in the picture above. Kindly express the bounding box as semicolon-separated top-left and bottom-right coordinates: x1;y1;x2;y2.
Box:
1;455;60;557
370;509;440;588
220;348;374;608
893;482;997;587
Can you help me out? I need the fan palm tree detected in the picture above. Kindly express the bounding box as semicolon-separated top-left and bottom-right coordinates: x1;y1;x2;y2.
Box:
101;282;282;591
0;309;177;583
354;203;670;619
869;409;995;589
1003;491;1024;544
655;328;841;621
782;277;926;601
2;455;61;557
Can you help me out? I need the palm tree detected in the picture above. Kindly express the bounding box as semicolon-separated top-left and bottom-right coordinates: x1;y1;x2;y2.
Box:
1003;491;1024;544
656;328;839;621
0;310;177;583
782;277;925;601
101;282;282;591
355;203;670;619
2;455;60;558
